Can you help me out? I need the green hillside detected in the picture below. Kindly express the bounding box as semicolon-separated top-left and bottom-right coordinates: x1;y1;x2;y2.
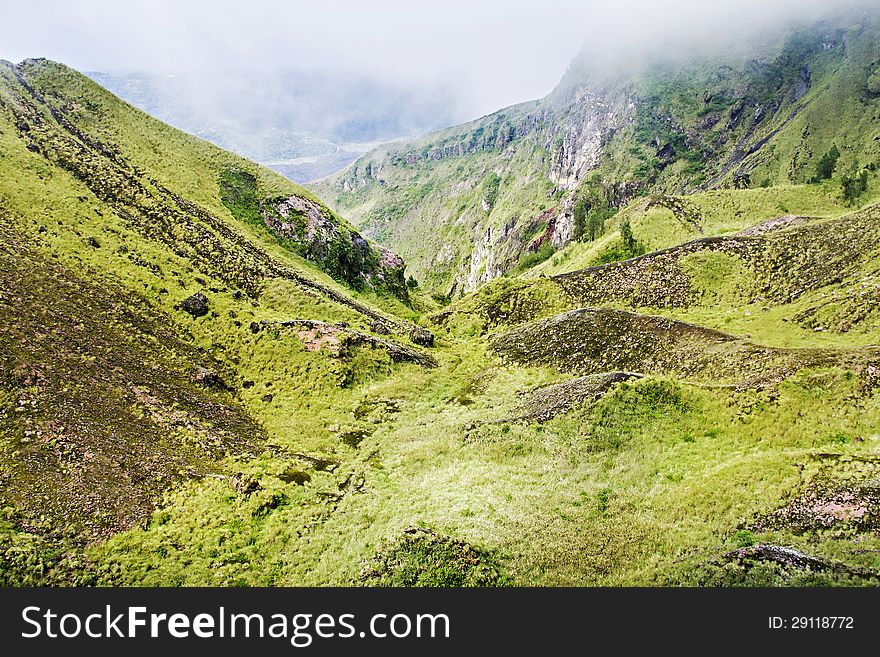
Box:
313;5;880;297
0;58;433;583
3;10;880;588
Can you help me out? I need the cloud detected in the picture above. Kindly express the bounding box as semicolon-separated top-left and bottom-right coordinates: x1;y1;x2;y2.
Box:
1;0;869;122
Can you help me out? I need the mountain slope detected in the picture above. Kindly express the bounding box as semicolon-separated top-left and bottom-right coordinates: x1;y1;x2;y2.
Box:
0;58;436;584
3;49;880;589
313;5;880;295
2;59;410;301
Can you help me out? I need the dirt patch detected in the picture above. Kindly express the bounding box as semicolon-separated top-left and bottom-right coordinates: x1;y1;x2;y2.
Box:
753;455;880;535
514;372;642;422
0;231;266;541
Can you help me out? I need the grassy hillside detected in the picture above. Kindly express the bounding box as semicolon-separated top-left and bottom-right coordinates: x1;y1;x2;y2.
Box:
313;5;880;296
0;59;435;584
2;51;880;588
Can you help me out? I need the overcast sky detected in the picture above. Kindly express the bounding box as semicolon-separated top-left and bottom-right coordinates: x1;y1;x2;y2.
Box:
1;0;866;120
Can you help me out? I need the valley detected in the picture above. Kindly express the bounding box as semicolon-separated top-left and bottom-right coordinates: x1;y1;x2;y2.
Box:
2;4;880;588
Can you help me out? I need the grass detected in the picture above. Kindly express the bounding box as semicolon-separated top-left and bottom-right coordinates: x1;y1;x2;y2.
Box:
3;52;880;589
86;352;880;586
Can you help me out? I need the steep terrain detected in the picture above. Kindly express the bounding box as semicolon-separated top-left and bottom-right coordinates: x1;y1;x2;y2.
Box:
313;5;880;296
0;58;435;584
3;17;880;589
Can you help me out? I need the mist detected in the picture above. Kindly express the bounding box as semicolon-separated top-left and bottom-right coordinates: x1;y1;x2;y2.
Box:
3;1;867;116
1;0;869;180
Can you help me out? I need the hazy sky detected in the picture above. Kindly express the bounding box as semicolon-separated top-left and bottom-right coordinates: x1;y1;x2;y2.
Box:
1;0;866;120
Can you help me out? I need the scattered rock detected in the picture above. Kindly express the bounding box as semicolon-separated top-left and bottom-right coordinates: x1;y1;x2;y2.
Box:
274;319;437;367
249;321;261;334
178;292;209;318
86;236;100;248
261;393;273;402
193;367;225;388
753;456;880;534
514;372;643;422
725;544;825;569
242;380;254;389
370;320;390;335
409;326;435;347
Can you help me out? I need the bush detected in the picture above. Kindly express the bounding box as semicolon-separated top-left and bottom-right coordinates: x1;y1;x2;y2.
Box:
867;69;880;96
514;242;556;274
359;528;508;587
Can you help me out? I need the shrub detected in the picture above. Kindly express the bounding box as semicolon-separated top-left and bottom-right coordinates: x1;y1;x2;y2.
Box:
359;528;508;587
514;242;556;273
841;169;868;205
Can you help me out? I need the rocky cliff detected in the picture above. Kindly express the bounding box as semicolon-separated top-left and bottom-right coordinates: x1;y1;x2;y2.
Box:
312;5;880;296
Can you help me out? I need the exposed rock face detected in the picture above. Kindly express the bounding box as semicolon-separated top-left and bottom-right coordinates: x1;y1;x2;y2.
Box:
462;226;504;293
216;167;411;302
314;15;870;296
545;84;634;190
263;194;409;301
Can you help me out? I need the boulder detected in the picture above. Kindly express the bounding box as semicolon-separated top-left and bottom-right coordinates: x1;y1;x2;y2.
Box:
409;327;435;347
193;367;225;388
179;292;208;318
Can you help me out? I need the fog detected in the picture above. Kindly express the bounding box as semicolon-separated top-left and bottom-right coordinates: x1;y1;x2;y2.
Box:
3;0;866;119
1;0;868;180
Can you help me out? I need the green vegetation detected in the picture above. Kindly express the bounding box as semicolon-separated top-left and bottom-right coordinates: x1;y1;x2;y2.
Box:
4;3;880;590
219;168;265;228
841;167;869;205
313;7;880;294
359;528;508;587
814;145;840;181
514;242;556;274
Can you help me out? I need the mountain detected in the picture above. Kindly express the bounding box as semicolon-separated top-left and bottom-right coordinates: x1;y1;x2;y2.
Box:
4;7;880;588
312;4;880;296
0;57;434;582
86;69;460;183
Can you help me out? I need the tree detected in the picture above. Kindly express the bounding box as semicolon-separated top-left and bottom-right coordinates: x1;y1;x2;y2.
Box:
587;211;605;241
620;216;636;253
814;145;840;181
572;200;587;241
868;69;880;96
406;275;419;289
841;168;869;206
